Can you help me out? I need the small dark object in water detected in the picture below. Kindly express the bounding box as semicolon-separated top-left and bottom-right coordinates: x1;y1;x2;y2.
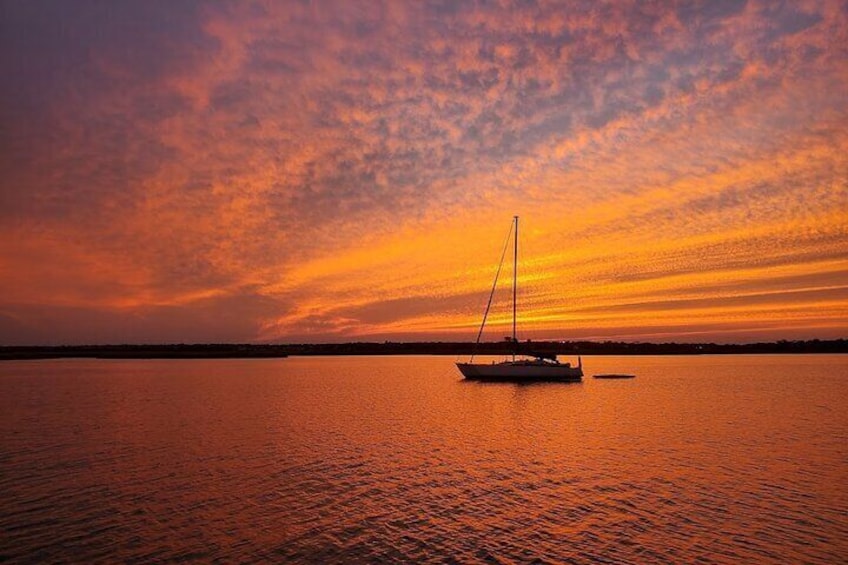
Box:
593;374;636;379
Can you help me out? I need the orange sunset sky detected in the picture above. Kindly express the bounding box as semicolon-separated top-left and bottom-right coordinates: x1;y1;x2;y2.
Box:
1;0;846;345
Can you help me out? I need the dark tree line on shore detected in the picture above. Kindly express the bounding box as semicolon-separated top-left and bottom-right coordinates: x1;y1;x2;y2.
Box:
1;339;845;360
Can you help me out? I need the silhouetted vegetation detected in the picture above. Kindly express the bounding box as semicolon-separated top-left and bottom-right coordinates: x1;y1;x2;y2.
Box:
1;339;845;360
0;343;290;361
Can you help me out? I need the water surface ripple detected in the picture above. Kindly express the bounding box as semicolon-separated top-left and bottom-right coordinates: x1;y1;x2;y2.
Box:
1;355;846;563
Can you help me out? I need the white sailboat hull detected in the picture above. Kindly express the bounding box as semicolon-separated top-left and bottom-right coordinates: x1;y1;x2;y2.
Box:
456;216;586;382
457;360;583;382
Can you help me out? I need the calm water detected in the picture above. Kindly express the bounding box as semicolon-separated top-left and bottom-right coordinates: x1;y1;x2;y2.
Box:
1;355;846;564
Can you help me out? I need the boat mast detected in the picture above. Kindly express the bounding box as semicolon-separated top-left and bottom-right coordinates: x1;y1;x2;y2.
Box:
513;215;518;361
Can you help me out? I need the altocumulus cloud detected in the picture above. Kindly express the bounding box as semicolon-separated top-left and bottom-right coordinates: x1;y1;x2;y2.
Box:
0;0;846;344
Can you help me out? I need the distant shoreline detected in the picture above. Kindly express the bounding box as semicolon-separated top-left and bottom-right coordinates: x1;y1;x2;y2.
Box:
1;340;845;361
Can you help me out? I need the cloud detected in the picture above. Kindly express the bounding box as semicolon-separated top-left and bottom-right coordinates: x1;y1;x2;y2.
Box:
0;0;846;343
0;290;287;346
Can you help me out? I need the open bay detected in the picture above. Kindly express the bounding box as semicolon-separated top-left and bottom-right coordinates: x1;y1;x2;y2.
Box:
2;355;846;563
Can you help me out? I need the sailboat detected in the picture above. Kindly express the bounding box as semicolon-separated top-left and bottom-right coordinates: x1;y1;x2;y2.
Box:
456;216;583;382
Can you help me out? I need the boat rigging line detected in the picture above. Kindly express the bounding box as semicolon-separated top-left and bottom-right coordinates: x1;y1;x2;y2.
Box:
470;217;515;363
